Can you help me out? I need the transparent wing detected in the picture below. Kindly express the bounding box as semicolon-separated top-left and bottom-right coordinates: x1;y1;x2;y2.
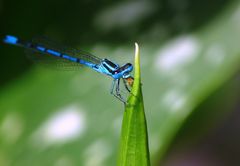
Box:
25;36;102;70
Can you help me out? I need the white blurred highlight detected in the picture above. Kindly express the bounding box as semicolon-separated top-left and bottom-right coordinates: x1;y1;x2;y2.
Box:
112;116;122;135
155;36;200;72
162;90;187;113
84;140;111;166
54;156;74;166
94;1;156;31
232;7;240;26
0;113;23;144
31;105;86;147
205;44;225;65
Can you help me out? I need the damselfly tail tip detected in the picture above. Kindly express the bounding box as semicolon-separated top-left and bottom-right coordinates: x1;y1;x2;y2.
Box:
3;35;18;45
125;76;134;87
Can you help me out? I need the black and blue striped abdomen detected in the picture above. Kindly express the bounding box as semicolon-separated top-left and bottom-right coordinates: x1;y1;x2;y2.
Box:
3;35;133;80
3;35;101;70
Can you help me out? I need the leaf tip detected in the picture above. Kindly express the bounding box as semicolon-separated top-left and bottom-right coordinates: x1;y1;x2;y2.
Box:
134;42;140;81
134;42;139;64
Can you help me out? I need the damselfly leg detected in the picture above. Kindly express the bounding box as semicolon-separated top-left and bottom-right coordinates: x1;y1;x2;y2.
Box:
123;78;131;92
110;79;132;104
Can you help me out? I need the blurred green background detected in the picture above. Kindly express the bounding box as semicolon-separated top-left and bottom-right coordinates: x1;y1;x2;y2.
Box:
1;0;240;165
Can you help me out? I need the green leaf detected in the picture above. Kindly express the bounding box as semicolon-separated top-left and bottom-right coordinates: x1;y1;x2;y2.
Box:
117;43;150;166
1;2;240;166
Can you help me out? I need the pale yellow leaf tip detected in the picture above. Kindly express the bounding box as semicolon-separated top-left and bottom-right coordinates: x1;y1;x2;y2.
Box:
133;42;140;89
134;42;139;63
